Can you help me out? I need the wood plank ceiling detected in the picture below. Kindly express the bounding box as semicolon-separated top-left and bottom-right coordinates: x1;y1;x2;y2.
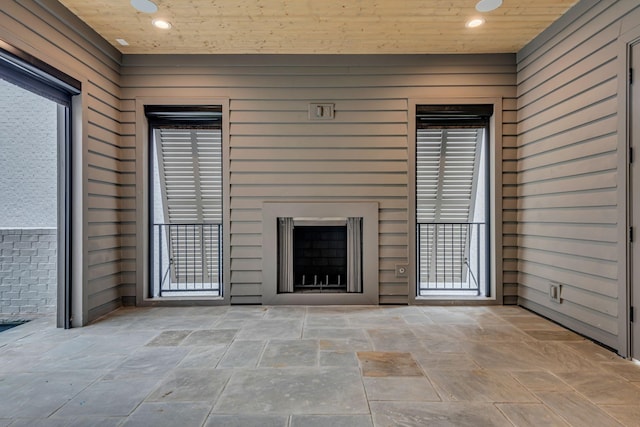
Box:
58;0;579;54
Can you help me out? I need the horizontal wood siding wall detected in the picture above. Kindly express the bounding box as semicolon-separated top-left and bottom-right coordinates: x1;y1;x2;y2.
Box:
121;54;516;304
516;0;640;348
1;0;124;322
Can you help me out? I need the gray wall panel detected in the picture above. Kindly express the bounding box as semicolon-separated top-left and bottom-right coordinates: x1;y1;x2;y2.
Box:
1;0;124;323
121;55;516;304
516;0;640;350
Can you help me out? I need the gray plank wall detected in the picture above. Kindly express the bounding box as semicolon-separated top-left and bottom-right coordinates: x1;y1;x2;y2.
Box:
1;0;124;323
120;54;518;305
516;0;640;349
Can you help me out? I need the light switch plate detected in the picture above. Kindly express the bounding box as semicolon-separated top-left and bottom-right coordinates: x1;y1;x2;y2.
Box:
309;103;335;120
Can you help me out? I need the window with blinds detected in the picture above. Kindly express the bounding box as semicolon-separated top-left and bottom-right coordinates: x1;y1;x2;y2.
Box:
416;105;491;297
147;106;223;298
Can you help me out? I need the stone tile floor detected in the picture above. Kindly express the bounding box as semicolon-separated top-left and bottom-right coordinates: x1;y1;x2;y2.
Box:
0;305;639;426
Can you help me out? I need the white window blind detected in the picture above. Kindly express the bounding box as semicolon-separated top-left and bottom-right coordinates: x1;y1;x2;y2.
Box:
155;128;222;224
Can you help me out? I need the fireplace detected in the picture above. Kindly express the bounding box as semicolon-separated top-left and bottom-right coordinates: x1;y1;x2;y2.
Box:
278;218;361;294
263;202;378;304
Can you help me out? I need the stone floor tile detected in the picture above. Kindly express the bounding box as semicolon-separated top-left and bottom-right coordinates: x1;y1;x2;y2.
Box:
598;361;640;382
601;404;640;427
535;391;624;426
401;314;435;325
120;402;211;427
452;323;531;342
369;401;513;427
74;331;157;355
530;342;605;373
366;329;426;352
177;344;229;368
304;315;350;328
410;325;467;353
213;367;368;414
235;319;303;340
146;368;231;402
54;378;161;417
145;330;192;347
319;350;359;367
222;307;268;322
363;376;440;401
563;340;624;362
427;369;537;402
347;314;408;328
319;338;372;352
0;370;98;418
217;340;265;368
181;329;238;346
510;370;572;392
290;414;374;427
496;403;571;426
101;347;189;380
413;352;481;371
503;315;566;331
264;306;307;320
303;327;368;340
357;351;423;377
421;308;479;325
6;417;123;427
203;414;288;427
524;330;585;341
259;339;318;367
555;370;640;405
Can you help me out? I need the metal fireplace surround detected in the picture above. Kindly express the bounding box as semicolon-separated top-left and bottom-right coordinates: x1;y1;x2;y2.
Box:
262;202;379;305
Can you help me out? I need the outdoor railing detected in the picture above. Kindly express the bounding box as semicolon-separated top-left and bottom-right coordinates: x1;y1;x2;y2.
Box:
417;222;485;295
153;223;222;296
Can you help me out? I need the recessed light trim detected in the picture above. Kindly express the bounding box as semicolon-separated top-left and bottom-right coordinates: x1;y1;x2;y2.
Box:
152;19;172;30
466;18;486;28
476;0;503;12
131;0;158;14
115;38;129;46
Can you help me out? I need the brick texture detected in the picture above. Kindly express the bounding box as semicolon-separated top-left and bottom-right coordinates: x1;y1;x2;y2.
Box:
0;228;57;316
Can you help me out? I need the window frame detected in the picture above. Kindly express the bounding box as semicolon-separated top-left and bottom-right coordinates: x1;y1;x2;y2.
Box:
135;97;230;305
408;98;504;305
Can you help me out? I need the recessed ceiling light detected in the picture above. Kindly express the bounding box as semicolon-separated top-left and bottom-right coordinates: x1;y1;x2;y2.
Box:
152;19;172;30
115;38;129;46
476;0;503;12
131;0;158;14
466;18;486;28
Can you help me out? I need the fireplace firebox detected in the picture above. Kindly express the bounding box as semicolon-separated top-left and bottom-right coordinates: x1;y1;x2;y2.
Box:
293;225;348;292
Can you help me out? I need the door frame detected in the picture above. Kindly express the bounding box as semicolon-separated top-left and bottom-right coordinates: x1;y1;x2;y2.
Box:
619;27;640;359
0;41;81;328
408;97;503;305
135;96;231;306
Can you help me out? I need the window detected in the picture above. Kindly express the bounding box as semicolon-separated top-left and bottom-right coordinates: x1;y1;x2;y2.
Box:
147;106;223;298
415;105;491;297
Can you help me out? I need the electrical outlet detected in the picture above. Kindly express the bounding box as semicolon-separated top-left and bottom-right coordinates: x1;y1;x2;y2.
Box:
395;264;409;278
549;282;562;303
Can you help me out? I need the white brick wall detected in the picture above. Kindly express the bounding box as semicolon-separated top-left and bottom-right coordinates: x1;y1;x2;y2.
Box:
0;228;57;316
0;79;58;228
